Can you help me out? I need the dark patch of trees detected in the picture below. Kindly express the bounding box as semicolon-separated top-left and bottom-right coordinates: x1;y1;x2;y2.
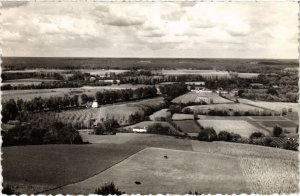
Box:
159;82;188;99
95;86;157;105
94;119;120;135
2;121;84;146
2;95;79;123
147;123;177;135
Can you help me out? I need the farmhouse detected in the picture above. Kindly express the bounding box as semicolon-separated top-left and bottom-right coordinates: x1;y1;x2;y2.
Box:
92;101;98;108
132;126;147;133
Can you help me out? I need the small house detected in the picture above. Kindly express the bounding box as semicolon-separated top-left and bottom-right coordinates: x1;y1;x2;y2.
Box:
92;101;98;108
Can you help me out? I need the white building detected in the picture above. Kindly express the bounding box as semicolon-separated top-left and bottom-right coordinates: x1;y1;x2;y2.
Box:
132;126;147;133
92;101;98;108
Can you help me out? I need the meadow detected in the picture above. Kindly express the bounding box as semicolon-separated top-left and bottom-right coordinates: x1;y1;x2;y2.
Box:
149;109;171;121
238;99;298;113
172;92;232;104
173;120;201;133
3;133;298;194
1;84;147;101
197;120;266;137
185;103;271;115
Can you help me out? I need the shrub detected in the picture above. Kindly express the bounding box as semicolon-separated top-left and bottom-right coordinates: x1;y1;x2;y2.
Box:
250;132;265;140
273;125;283;137
197;127;217;142
218;131;241;142
147;123;175;135
2;185;18;195
94;182;124;195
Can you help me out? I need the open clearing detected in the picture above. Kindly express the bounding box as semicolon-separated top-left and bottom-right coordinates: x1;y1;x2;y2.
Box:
187;103;267;114
172;92;232;104
197;120;266;137
47;147;250;194
238;99;298;112
172;113;195;120
174;120;201;133
149;109;171;121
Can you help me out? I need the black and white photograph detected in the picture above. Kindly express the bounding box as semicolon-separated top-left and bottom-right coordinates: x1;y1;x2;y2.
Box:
0;1;299;195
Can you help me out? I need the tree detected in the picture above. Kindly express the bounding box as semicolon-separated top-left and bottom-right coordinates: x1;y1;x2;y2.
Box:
2;99;19;123
250;132;265;140
197;127;217;142
94;182;124;195
273;125;283;137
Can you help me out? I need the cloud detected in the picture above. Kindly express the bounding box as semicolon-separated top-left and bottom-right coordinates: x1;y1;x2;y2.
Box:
0;2;298;59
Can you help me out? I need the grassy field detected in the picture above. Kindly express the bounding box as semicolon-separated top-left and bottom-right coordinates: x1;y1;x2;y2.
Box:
186;103;268;114
2;144;143;194
47;147;250;194
1;84;147;101
238;99;298;113
174;120;201;133
172;92;232;104
172;113;195;120
197;120;265;137
149;109;171;121
3;133;298;194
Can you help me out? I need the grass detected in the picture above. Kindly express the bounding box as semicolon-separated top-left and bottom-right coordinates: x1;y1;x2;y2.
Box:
238;99;298;113
172;113;194;120
187;103;267;114
2;144;143;194
239;157;298;194
47;147;250;194
174;120;201;133
261;121;298;128
197;120;265;137
172;92;232;104
149;109;171;121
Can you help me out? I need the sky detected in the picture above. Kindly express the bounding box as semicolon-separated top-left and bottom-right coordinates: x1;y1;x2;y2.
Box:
1;2;298;59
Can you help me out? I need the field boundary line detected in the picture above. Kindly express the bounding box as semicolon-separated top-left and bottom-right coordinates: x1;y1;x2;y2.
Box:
37;147;147;194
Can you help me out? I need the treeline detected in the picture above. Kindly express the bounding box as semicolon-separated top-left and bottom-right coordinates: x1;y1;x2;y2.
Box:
2;95;80;123
1;80;112;91
2;121;84;146
95;86;157;105
2;72;64;81
158;82;188;99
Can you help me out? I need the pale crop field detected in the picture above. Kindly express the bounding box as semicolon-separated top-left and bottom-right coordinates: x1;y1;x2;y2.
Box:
172;92;232;104
187;103;266;113
239;157;298;194
49;147;250;194
172;113;194;120
238;99;298;112
149;109;171;121
197;120;264;137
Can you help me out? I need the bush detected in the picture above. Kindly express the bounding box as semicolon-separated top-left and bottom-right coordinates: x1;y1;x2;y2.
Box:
147;123;175;135
249;132;265;140
94;182;124;195
197;127;217;142
273;125;283;137
2;185;18;195
218;131;241;142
